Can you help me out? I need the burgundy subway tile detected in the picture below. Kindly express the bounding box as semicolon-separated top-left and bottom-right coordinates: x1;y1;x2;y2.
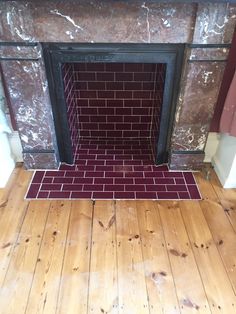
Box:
124;63;143;72
74;177;93;184
143;82;155;90
106;99;123;107
78;72;95;81
175;178;186;185
133;72;153;81
94;178;113;184
135;178;154;184
116;108;131;115
106;82;123;90
114;192;135;199
76;165;95;171
90;115;106;122
106;130;123;137
124;82;142;90
116;124;131;130
80;90;97;98
85;171;104;178
123;160;143;166
97;91;114;98
157;192;179;199
123;99;141;107
107;115;124;123
97;154;114;160
98;107;114;115
136;192;157;199
123;130;139;137
125;172;143;178
42;177;53;184
75;81;88;90
73;63;86;71
114;178;134;184
134;165;152;171
37;191;49;199
41;184;62;191
146;185;166;192
106;63;124;72
75;160;87;165
164;171;183;178
78;154;96;160
106;160;123;166
124;115;140;123
84;184;103;191
87;160;105;166
96;166;113;171
53;177;74;184
71;191;92;199
97;72;114;81
87;63;105;71
132;108;150;115
154;178;175;184
183;172;196;184
65;171;85;177
125;185;145;192
105;171;123;178
116;91;132;99
90;131;107;137
141;100;153;107
187;185;201;199
99;123;115;130
63;184;83;191
116;72;133;81
26;183;40;198
167;185;188;192
89;99;106;107
32;171;45;184
133;91;151;99
104;185;124;192
49;191;71;199
178;192;190;199
144;171;163;178
81;107;98;115
88;82;106;90
114;165;133;172
45;171;65;177
93;192;114;199
82;123;99;130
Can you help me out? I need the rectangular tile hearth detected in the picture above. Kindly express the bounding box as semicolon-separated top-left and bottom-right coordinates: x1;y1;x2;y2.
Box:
26;139;201;200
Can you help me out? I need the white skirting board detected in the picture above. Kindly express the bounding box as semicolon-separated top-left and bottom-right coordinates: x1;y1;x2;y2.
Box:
8;131;23;162
212;133;236;189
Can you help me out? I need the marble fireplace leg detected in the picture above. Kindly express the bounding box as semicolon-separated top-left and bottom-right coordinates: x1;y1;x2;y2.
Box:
0;44;59;169
169;47;228;170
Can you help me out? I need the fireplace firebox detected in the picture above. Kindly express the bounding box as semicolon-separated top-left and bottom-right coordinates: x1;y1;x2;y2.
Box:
43;44;184;165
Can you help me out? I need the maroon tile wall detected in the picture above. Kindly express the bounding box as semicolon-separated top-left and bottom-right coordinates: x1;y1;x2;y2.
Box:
62;64;79;155
62;62;166;162
150;64;166;158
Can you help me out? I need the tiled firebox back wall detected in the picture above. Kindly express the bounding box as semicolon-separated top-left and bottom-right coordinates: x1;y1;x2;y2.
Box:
62;62;166;160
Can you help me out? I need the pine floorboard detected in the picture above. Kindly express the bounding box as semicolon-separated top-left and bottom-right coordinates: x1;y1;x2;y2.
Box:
0;166;236;313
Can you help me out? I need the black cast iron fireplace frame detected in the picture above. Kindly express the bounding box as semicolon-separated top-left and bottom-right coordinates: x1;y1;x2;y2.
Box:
43;43;184;165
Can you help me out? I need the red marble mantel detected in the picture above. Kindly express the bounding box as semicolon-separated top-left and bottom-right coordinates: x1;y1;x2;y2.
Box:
0;1;236;170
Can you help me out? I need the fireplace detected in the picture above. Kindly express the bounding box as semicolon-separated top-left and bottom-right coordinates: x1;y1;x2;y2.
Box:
44;44;183;165
0;1;235;170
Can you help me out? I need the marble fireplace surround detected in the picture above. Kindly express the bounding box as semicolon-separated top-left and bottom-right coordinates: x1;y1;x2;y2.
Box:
0;1;236;170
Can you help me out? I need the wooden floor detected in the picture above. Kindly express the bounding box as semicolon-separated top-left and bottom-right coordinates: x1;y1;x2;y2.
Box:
0;166;236;313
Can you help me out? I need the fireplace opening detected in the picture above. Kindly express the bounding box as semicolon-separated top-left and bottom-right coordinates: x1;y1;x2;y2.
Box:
62;62;166;166
43;43;184;166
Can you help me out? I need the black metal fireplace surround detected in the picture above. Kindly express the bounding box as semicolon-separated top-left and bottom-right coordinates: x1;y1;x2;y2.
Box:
43;43;184;165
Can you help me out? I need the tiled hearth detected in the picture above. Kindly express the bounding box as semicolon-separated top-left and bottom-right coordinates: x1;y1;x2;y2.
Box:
26;139;201;200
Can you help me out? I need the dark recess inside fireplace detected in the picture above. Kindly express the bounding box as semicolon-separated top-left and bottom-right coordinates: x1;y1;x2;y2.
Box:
43;43;184;165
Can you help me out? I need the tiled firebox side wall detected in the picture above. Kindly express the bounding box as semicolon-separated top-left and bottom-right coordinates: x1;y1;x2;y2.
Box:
150;64;166;160
62;64;79;155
